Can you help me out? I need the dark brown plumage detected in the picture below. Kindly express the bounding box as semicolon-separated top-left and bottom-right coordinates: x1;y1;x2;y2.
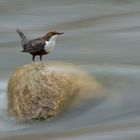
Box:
16;29;64;68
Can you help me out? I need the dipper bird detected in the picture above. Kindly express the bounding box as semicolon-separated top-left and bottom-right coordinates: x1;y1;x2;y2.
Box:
16;29;64;68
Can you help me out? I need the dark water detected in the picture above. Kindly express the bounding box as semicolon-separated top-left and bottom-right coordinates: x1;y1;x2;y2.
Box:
1;0;140;139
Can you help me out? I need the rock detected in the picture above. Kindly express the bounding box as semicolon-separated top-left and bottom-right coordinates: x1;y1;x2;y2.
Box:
8;61;100;120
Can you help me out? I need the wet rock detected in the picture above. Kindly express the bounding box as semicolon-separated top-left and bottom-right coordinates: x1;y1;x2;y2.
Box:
8;62;100;120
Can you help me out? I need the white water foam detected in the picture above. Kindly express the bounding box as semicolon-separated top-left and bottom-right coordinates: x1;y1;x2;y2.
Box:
0;79;8;91
0;79;8;109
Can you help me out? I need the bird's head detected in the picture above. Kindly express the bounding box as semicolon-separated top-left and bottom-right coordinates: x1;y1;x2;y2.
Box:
43;31;64;41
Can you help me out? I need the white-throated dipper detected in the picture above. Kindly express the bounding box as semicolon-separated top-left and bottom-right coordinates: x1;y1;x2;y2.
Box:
16;29;64;68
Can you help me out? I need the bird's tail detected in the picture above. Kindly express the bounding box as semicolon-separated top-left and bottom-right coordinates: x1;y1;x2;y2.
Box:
16;29;28;42
16;29;29;51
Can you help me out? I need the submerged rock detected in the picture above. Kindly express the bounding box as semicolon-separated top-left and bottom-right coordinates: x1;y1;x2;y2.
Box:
8;62;100;120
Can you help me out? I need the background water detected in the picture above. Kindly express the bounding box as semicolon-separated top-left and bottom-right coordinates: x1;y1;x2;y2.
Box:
1;0;140;139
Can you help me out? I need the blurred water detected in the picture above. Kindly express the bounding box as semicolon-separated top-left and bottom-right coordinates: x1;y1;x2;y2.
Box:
1;0;140;139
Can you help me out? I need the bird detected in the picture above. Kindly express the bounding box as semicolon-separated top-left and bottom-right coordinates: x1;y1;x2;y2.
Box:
16;29;64;68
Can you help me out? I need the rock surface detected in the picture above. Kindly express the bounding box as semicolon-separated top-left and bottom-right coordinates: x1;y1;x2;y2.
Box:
8;62;100;120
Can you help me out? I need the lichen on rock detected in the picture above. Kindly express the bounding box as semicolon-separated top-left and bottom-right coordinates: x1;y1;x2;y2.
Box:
8;61;100;120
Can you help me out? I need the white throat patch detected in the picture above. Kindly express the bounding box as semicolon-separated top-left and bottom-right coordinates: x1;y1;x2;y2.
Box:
44;35;58;53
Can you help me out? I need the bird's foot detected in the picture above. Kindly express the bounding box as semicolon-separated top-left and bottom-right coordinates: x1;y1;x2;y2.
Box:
33;65;39;71
35;67;40;71
32;62;40;71
41;61;45;69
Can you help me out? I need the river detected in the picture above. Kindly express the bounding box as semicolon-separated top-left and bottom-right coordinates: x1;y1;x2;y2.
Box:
1;0;140;139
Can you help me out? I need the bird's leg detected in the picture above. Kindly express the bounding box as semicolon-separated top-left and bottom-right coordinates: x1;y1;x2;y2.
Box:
40;55;44;67
32;55;38;69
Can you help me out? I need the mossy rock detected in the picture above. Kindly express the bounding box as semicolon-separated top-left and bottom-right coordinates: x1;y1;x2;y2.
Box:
8;62;100;120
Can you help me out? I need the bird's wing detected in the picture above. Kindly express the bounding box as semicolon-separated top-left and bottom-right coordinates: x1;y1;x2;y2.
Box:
23;38;45;53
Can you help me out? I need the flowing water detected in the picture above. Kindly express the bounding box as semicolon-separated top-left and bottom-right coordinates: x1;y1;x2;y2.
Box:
1;0;140;139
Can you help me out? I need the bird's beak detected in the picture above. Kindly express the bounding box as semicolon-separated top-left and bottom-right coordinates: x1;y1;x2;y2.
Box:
58;32;64;35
